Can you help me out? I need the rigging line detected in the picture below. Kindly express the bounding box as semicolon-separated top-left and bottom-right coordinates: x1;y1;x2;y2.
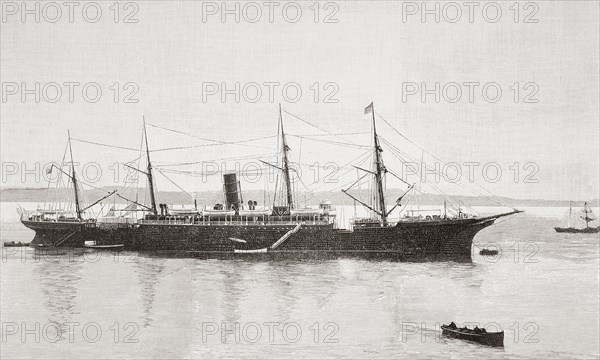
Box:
159;166;271;174
303;150;374;193
147;122;229;144
295;176;326;205
154;153;278;167
287;164;361;206
311;162;375;195
379;126;462;187
76;178;110;192
137;124;145;207
282;110;367;148
378;139;464;208
302;158;368;191
156;168;270;177
343;173;370;192
287;135;370;149
71;138;139;152
379;136;504;206
376;112;509;206
120;157;145;194
153;168;195;199
150;136;276;152
388;164;472;214
47;140;70;209
55;142;70;209
386;155;475;210
328;176;371;195
288;132;370;137
295;162;358;170
124;154;143;164
147;122;277;149
298;137;303;168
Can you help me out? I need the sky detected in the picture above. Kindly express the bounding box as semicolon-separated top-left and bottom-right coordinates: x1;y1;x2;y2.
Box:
1;0;599;201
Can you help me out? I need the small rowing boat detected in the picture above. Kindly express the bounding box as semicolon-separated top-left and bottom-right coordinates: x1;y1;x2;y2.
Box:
479;248;499;256
3;241;30;247
84;241;124;250
441;323;504;347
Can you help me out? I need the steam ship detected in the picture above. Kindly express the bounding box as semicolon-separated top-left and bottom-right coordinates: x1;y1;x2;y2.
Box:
19;103;521;260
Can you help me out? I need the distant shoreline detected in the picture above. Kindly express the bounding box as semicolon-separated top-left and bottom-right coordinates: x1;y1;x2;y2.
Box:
1;187;598;207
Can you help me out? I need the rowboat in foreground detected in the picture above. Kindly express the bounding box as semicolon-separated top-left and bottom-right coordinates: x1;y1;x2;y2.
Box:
441;323;504;347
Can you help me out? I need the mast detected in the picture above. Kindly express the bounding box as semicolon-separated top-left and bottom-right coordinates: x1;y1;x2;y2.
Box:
279;104;294;209
583;202;590;229
444;198;447;219
68;131;83;220
568;201;572;228
143;118;158;215
369;102;387;225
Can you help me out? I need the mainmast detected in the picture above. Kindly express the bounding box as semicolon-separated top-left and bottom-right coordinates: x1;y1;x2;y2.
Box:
143;118;158;215
279;104;294;210
68;131;83;220
583;202;592;229
367;102;387;226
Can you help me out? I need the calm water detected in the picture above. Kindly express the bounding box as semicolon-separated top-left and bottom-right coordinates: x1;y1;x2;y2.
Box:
1;202;598;359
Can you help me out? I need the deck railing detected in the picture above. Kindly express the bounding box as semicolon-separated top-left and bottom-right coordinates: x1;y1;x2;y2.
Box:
137;219;331;226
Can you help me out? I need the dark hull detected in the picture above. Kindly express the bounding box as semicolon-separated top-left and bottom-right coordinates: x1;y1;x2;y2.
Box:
21;220;136;248
441;326;504;347
554;226;599;233
21;216;500;261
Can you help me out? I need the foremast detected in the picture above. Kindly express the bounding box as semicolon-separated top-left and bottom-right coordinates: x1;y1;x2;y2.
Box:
367;102;388;226
340;102;392;226
582;202;595;229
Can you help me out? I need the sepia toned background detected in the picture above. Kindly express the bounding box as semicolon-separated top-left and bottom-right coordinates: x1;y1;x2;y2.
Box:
1;1;599;201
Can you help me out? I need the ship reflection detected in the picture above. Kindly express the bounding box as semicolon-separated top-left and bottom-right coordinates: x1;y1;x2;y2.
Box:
133;254;166;328
34;248;83;335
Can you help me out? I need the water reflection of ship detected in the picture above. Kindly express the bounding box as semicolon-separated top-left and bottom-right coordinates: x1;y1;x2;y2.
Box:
219;261;246;324
134;255;166;327
35;251;83;334
268;262;307;323
209;260;338;326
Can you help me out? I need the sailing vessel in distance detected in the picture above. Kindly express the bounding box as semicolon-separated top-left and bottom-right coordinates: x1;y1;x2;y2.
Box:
19;103;523;260
555;202;599;233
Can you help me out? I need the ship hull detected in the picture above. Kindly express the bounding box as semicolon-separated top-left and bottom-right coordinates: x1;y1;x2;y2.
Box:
21;217;498;261
554;226;600;233
20;220;136;248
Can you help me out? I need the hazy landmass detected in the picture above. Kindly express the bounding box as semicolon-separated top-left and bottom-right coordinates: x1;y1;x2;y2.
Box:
1;186;598;208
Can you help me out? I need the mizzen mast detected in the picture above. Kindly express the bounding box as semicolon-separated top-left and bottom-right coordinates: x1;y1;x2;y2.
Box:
582;202;595;229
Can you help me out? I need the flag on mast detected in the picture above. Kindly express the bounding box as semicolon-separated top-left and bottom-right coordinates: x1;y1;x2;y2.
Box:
364;102;373;114
46;165;53;174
